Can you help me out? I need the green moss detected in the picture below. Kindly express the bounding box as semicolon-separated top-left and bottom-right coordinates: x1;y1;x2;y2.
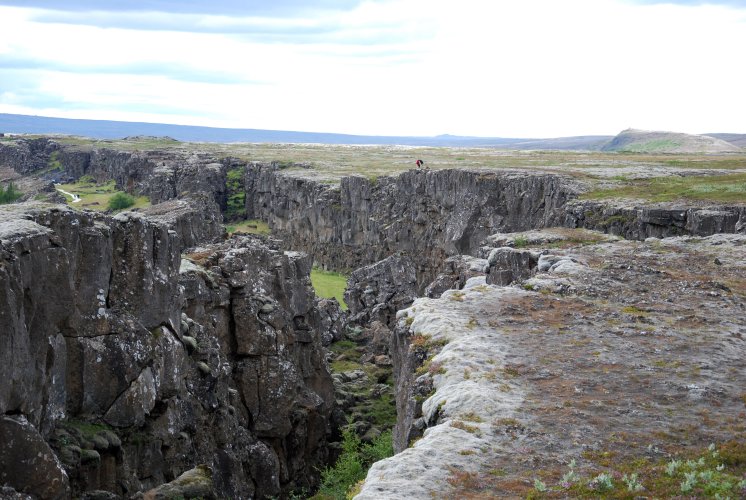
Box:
46;151;62;172
108;191;135;211
0;182;22;204
331;359;362;373
80;449;101;465
315;427;393;500
63;419;112;439
368;393;397;427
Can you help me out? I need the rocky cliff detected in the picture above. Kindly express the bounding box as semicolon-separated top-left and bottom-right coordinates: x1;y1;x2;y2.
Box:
246;165;578;288
0;203;335;498
245;165;746;289
0;138;228;209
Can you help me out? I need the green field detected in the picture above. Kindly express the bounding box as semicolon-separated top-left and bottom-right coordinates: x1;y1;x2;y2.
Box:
225;219;271;235
581;172;746;203
57;179;150;211
310;268;348;310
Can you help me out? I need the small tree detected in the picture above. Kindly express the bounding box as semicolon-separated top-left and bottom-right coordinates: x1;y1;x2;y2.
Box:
108;191;135;211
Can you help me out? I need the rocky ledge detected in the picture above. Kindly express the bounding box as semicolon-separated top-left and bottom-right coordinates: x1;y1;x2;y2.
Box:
357;228;746;498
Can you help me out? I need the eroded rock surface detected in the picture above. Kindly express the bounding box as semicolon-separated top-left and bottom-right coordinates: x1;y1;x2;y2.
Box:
357;229;746;498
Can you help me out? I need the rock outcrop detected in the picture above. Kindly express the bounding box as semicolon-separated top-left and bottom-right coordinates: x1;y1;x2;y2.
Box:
357;229;746;498
344;255;418;328
565;199;746;238
246;166;578;287
0;138;228;209
0;203;335;498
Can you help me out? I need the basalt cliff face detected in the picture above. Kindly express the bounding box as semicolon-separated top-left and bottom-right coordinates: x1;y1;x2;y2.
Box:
245;164;746;289
0;203;334;499
246;165;577;288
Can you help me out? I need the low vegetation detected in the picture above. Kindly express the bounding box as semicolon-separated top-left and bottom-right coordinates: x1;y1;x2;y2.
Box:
446;441;746;499
225;166;246;220
0;182;22;204
225;219;271;235
49;134;746;185
310;268;348;310
107;191;135;211
313;426;393;500
581;173;746;203
527;442;746;499
57;179;150;211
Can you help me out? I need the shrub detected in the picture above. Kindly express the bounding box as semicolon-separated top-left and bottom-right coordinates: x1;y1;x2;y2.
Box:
108;191;135;211
316;427;393;499
0;182;22;204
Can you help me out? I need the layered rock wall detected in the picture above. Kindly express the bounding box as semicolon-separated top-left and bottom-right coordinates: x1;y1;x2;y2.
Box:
0;203;334;498
246;166;577;287
0;138;228;209
565;199;746;238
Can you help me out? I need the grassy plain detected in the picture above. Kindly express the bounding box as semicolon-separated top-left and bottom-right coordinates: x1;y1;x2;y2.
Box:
43;135;746;203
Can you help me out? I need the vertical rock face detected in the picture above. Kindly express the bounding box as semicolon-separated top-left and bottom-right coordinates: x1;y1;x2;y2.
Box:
0;138;228;210
180;236;335;496
0;203;335;498
246;166;578;287
0;415;70;499
344;255;418;327
564;199;746;238
0;137;60;174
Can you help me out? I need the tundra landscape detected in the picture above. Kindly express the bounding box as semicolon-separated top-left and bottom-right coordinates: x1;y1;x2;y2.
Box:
0;128;745;499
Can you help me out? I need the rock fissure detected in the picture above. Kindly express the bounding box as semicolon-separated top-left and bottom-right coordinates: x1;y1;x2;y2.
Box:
1;136;745;499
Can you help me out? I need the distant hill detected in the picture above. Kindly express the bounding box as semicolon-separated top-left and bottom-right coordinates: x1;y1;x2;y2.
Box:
0;113;608;149
602;128;742;153
708;133;746;149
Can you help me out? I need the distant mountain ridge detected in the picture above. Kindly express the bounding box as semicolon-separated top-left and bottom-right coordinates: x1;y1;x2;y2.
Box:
0;114;743;152
0;113;611;149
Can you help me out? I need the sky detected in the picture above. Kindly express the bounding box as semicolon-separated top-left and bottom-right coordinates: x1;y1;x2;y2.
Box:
0;0;744;138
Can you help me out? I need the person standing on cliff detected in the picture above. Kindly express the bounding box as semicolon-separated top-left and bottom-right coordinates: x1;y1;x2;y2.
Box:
416;159;425;169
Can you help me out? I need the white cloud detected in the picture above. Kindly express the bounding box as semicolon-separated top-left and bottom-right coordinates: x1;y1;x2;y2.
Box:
0;0;744;137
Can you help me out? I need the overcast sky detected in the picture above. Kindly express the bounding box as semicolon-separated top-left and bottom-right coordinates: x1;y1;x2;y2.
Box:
0;0;744;137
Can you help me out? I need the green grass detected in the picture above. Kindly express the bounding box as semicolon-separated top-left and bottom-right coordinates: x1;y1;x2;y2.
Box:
311;268;348;310
619;139;682;153
313;427;394;500
0;182;22;204
225;219;271;235
57;179;150;211
581;173;746;203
